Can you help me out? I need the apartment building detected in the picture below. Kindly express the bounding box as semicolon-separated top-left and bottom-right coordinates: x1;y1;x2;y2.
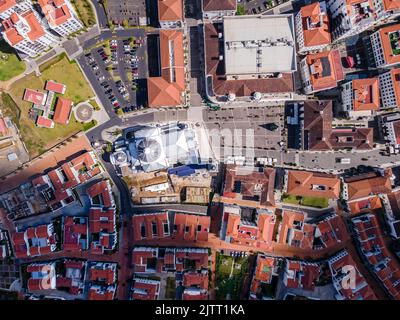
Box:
0;0;32;20
202;0;236;20
295;1;331;54
379;68;400;109
370;23;400;68
38;0;83;37
2;10;58;57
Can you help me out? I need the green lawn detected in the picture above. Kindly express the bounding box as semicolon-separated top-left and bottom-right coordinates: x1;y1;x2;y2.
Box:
7;55;95;157
281;194;329;209
215;253;249;300
0;41;25;81
70;0;96;28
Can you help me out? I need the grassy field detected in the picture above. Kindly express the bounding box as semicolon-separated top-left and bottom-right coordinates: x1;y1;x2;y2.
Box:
215;253;249;300
7;55;95;157
70;0;96;28
0;41;25;81
281;194;329;209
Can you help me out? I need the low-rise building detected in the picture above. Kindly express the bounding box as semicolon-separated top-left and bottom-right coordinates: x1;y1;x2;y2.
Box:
284;170;340;200
249;254;280;300
26;262;57;292
158;0;183;28
220;204;275;247
147;29;185;108
62;216;88;252
343;170;392;202
283;260;321;292
131;278;161;300
202;0;236;20
221;165;276;208
13;223;57;258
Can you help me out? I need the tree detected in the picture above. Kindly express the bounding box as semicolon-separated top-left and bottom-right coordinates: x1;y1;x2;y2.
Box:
236;5;245;15
122;19;129;28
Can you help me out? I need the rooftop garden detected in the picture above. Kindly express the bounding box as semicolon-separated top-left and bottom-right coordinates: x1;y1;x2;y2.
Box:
389;31;400;56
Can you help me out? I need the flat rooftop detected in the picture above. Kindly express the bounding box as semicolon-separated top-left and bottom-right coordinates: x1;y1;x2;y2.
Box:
223;14;297;76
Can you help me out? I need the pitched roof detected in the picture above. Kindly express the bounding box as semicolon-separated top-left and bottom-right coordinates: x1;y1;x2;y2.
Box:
382;0;400;10
36;116;54;128
22;10;45;42
45;80;66;94
303;100;373;151
147;29;185;107
304;49;344;92
38;0;72;27
352;78;380;111
345;171;392;201
158;0;183;22
202;0;236;11
53;97;72;124
0;0;16;14
23;89;46;105
300;2;331;48
286;170;340;199
379;23;400;66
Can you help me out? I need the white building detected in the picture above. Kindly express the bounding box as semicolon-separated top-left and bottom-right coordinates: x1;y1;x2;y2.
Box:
111;122;214;173
0;0;32;20
370;23;400;68
1;10;59;58
295;1;331;54
327;0;400;42
379;68;400;109
202;0;236;21
38;0;83;37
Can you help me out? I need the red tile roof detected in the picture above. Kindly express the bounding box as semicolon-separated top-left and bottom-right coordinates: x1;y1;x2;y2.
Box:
89;263;116;285
36;116;54;128
89;208;116;234
87;180;113;208
349;196;382;215
379;23;400;66
352;78;380;111
300;2;331;48
23;88;46;105
63;216;88;252
0;0;16;14
329;250;377;300
22;10;45;41
304;50;344;92
345;170;392;201
88;285;115;300
53;97;72;125
316;214;348;249
222;165;276;208
284;260;320;291
253;255;278;284
183;272;208;290
278;210;315;250
286;170;340;199
158;0;183;22
202;0;236;11
132;212;169;241
38;0;72;27
147;29;185;108
45;80;66;94
131;279;160;300
172;213;210;241
303;100;373;151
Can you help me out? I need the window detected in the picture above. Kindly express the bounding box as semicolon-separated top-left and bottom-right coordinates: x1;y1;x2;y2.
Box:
152;222;157;236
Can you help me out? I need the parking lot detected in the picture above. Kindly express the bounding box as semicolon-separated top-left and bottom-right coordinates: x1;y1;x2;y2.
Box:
78;31;148;117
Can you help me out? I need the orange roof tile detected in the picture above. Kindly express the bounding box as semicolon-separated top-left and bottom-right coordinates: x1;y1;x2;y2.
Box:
53;97;72;124
0;0;16;14
22;10;45;42
379;23;400;66
352;78;380;111
300;2;331;48
346;172;392;201
286;170;340;199
147;29;185;108
158;0;183;22
38;0;72;27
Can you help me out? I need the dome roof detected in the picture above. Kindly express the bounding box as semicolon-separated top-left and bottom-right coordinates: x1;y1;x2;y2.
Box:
137;138;162;163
